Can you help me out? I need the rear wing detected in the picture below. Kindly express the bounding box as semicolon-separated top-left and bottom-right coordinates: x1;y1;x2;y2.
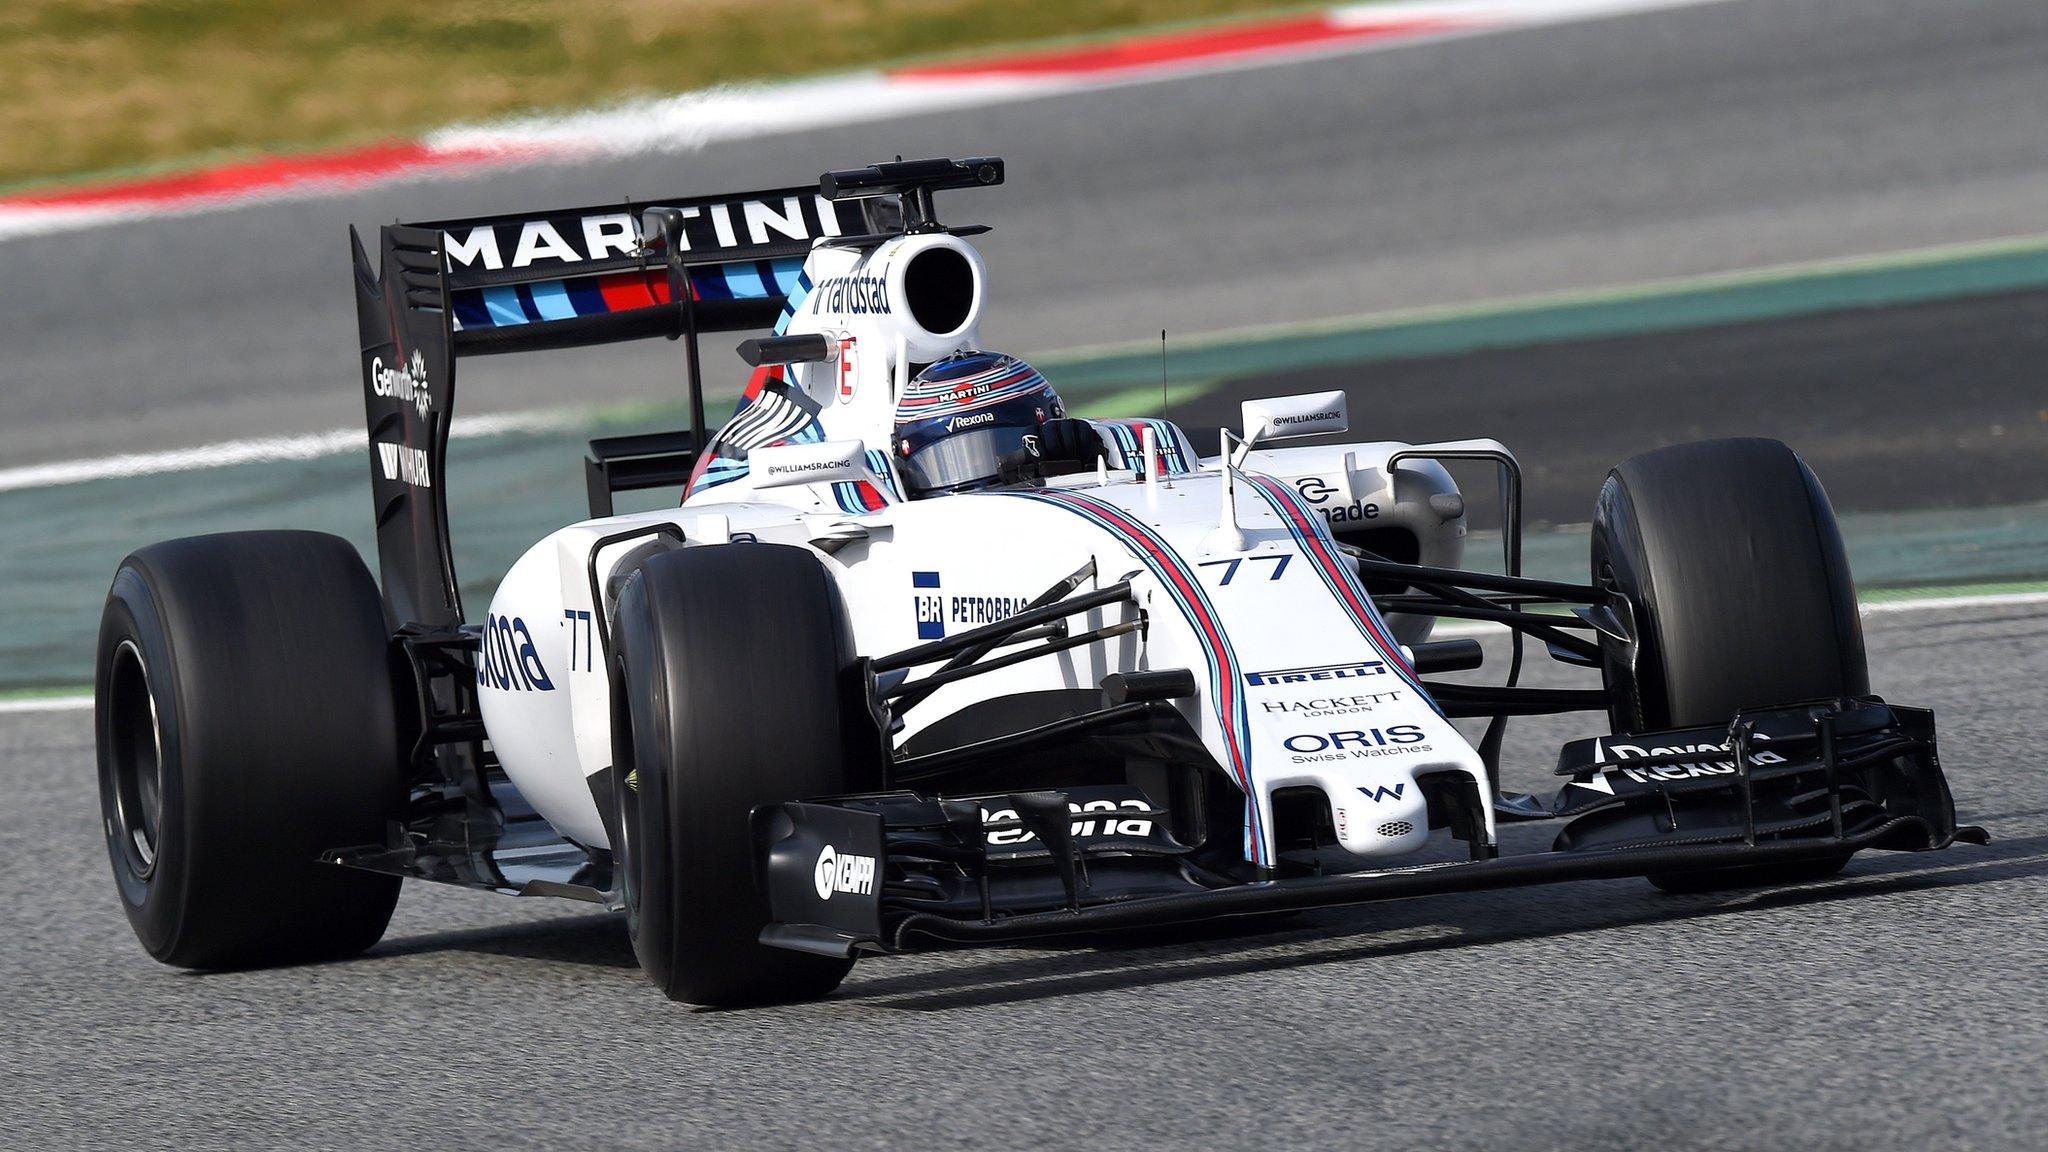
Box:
426;187;869;355
352;157;1002;631
350;185;884;627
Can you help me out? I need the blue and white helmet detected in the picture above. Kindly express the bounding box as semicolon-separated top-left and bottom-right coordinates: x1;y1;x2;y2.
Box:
894;350;1064;496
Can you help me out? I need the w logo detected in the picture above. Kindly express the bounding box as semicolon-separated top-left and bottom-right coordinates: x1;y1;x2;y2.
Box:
1358;783;1405;804
376;441;432;488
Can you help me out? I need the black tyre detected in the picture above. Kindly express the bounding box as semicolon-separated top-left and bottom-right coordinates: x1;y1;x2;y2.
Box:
1591;438;1865;892
610;544;863;1005
95;531;404;968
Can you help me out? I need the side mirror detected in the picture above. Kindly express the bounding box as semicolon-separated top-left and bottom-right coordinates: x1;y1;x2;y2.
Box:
1240;390;1349;448
750;439;878;492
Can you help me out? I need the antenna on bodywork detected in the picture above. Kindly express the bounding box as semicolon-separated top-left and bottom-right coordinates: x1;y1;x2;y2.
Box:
1204;429;1250;555
1160;329;1169;423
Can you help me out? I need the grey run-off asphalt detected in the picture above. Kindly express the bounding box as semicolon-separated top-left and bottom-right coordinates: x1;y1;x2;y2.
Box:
1;0;2045;465
3;603;2042;1148
5;0;2048;693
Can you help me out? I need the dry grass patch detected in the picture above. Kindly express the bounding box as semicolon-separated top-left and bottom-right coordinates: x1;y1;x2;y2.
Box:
0;0;1313;189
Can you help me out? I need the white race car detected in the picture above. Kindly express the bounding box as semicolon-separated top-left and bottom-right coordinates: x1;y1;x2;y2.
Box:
93;157;1982;1005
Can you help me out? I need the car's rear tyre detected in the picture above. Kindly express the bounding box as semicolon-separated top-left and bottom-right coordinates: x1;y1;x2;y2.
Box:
610;544;861;1006
1591;439;1865;892
94;531;404;968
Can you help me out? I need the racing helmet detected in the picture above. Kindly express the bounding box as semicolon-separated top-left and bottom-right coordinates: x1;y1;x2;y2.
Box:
894;350;1065;497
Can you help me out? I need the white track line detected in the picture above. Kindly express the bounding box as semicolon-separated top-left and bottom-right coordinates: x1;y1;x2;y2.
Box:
0;697;92;714
0;410;578;493
1423;588;2048;640
1860;590;2048;614
435;0;1730;159
425;75;1053;160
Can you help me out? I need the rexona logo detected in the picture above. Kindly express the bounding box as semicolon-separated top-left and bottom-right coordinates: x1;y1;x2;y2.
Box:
813;844;877;901
376;441;432;488
369;349;432;418
1245;661;1388;687
945;411;996;433
981;799;1156;847
477;614;555;692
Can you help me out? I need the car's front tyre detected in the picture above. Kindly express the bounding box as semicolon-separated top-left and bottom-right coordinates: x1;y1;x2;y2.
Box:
1590;439;1866;892
610;543;867;1006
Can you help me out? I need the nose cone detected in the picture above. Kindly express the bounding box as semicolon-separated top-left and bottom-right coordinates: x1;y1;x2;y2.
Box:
1330;784;1431;857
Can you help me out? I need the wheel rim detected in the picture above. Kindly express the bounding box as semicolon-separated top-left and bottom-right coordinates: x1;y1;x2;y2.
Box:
616;766;641;924
106;639;164;879
1593;554;1641;732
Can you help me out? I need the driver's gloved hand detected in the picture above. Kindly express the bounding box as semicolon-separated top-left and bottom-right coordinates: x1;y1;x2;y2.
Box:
1032;418;1105;474
999;418;1106;484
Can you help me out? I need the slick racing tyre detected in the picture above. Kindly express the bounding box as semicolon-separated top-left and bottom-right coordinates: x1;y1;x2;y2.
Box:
1591;439;1866;893
94;531;405;968
610;543;867;1006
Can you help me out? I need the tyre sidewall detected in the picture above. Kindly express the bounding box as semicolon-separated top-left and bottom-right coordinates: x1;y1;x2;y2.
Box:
95;568;190;955
1591;477;1669;732
94;532;403;968
612;569;676;991
611;544;857;1005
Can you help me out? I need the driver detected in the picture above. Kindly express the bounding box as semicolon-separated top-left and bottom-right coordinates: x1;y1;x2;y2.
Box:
893;350;1100;497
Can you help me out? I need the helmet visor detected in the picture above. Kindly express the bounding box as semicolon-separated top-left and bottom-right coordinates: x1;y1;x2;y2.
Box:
899;424;1037;495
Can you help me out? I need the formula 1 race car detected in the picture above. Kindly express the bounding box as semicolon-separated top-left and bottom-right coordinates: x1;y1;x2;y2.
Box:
93;157;1984;1005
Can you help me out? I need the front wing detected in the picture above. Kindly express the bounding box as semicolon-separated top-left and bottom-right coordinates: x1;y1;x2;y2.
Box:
753;697;1986;956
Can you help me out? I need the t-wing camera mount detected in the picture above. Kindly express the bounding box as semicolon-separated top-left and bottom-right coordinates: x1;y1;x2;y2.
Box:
820;156;1005;233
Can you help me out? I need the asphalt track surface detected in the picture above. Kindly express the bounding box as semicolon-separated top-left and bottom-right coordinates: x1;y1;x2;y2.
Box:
1186;285;2048;523
5;1;2048;1146
4;602;2043;1149
4;0;2048;468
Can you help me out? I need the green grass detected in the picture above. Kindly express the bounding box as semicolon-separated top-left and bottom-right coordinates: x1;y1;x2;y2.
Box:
0;0;1323;191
